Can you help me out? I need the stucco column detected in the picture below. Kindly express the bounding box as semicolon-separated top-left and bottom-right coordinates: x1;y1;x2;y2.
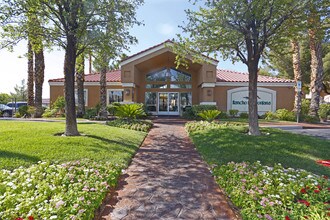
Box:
200;83;216;105
122;83;135;103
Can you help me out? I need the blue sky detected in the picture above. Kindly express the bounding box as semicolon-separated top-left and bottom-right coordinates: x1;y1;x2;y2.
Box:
0;0;247;98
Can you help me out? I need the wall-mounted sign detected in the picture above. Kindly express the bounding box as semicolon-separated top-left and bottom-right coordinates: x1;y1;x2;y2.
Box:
227;87;276;114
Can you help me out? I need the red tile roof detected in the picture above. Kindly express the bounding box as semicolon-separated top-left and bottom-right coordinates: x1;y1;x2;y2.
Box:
216;69;294;83
49;70;121;82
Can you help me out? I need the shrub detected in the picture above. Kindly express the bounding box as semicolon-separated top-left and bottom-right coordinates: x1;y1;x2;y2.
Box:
218;111;228;119
301;99;311;116
182;106;195;119
264;111;277;120
0;160;122;219
107;103;121;116
42;96;65;118
303;115;319;123
275;109;295;121
185;121;247;133
83;108;98;119
182;105;217;120
114;103;146;120
18;105;36;117
213;161;330;220
318;104;330;122
229;109;239;118
198;110;221;122
107;119;153;132
192;105;217;115
239;112;249;119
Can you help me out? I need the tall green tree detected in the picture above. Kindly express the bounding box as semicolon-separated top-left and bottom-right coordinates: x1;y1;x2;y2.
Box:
176;0;306;135
1;0;142;135
0;93;11;104
10;79;27;101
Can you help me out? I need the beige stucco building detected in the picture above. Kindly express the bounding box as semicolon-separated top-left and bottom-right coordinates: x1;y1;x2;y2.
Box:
49;41;295;115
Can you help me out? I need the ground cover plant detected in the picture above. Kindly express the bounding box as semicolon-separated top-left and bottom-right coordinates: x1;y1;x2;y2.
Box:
107;119;153;132
186;121;330;219
0;121;146;219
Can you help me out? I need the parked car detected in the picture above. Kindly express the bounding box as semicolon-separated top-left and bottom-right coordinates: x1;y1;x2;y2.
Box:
7;101;28;109
0;104;13;117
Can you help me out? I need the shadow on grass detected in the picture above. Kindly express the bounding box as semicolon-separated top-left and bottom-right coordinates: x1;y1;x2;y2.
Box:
85;134;139;151
190;128;330;176
0;150;40;163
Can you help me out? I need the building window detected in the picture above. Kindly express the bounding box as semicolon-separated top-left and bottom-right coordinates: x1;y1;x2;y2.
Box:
146;68;192;89
180;92;192;112
107;90;124;104
145;92;157;112
75;89;88;106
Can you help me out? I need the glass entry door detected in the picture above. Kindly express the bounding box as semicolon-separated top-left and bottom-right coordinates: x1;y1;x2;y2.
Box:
158;92;179;115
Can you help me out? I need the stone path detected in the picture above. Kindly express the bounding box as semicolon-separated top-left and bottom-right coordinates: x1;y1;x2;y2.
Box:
99;118;239;220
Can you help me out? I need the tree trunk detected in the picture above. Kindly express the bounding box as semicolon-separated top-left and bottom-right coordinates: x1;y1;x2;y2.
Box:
291;39;302;114
89;53;92;74
99;65;108;119
27;40;34;107
248;60;261;136
76;53;85;118
34;47;45;118
64;35;80;136
308;10;324;117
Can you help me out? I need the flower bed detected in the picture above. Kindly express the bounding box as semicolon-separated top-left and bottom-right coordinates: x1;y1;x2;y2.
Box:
0;160;122;219
213;161;330;219
107;119;153;132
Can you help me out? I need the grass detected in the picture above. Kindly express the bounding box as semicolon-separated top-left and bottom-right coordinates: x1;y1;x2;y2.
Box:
189;126;330;176
0;121;146;170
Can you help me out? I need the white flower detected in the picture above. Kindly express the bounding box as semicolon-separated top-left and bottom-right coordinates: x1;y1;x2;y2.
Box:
50;215;57;219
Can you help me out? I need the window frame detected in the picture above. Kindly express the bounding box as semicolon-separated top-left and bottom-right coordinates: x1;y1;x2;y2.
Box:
107;89;124;105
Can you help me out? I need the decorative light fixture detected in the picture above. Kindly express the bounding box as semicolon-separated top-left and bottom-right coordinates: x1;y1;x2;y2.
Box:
125;89;130;96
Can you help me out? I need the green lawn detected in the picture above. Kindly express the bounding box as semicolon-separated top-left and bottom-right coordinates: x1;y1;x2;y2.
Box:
189;126;330;176
0;121;146;170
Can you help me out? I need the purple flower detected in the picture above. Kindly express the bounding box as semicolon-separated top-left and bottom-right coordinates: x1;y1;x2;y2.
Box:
55;200;65;209
265;214;273;220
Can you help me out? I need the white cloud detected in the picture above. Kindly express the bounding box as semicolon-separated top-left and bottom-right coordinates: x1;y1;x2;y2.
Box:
157;23;176;36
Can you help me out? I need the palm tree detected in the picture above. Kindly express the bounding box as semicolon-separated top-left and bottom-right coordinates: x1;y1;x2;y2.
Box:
27;40;34;107
291;39;303;113
76;53;85;118
308;3;324;117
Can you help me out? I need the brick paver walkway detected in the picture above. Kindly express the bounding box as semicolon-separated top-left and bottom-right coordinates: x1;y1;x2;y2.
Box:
99;118;239;220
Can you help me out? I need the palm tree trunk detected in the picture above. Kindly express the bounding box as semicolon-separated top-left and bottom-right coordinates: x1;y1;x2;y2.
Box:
27;40;34;107
291;39;302;114
76;53;85;118
34;47;45;118
308;9;324;117
99;64;108;119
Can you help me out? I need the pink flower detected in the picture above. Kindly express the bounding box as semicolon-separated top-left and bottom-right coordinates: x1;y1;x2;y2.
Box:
55;200;65;208
300;188;307;194
285;216;290;220
314;189;320;193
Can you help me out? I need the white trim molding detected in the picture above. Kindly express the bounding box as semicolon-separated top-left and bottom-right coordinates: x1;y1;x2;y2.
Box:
227;87;276;114
49;82;121;86
120;41;218;66
201;83;216;88
121;83;135;88
216;82;294;87
200;102;217;105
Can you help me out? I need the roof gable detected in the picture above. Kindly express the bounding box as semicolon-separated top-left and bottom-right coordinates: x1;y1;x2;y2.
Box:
120;40;219;66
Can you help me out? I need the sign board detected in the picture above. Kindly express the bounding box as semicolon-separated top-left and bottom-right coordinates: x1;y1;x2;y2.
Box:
297;81;302;92
227;87;276;115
